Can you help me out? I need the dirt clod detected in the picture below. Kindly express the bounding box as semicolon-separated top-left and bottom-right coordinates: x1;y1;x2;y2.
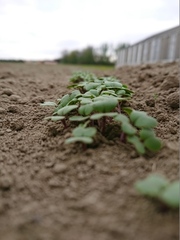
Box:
10;120;24;131
1;88;14;96
9;94;21;102
0;176;13;190
160;75;179;90
7;105;19;113
166;91;179;109
145;98;155;107
0;107;6;114
53;163;67;173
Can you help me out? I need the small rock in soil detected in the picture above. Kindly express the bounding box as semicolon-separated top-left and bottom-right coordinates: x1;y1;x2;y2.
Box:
1;88;13;96
0;107;6;114
0;71;14;79
145;98;155;107
38;169;53;180
160;75;179;90
0;176;13;190
169;127;177;134
6;129;12;133
77;172;86;180
45;161;54;168
10;121;24;131
167;92;179;109
31;96;45;103
53;163;67;173
156;113;168;122
7;105;19;113
48;177;61;188
0;202;6;214
9;94;21;102
0;131;5;136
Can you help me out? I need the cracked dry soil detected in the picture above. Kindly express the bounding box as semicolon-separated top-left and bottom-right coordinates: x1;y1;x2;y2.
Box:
0;62;179;240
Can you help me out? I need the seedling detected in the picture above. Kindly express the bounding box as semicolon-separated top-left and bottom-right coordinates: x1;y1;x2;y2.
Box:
42;71;162;154
65;124;97;149
135;174;179;209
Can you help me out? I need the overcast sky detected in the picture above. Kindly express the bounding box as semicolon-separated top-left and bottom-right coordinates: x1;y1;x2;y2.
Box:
0;0;179;60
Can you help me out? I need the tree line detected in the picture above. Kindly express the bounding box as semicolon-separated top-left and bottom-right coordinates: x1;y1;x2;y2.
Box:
55;43;130;65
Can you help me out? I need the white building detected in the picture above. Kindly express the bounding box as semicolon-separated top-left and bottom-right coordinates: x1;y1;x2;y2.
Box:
116;26;180;67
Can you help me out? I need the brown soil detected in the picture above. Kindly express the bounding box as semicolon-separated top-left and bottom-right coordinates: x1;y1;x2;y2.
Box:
0;62;179;240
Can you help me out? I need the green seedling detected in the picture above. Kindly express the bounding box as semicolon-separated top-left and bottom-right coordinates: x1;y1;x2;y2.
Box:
78;104;94;116
40;101;57;106
90;112;118;120
92;97;118;113
135;174;179;209
69;71;97;83
45;116;65;121
113;111;161;153
56;105;78;116
159;181;179;209
65;124;97;148
42;71;162;154
69;116;89;122
55;90;81;112
44;115;67;128
130;110;157;128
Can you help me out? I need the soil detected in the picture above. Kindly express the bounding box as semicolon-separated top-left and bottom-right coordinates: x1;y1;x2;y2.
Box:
0;62;179;240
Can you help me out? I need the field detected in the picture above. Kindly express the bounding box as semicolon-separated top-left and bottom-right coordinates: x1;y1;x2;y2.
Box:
0;62;179;240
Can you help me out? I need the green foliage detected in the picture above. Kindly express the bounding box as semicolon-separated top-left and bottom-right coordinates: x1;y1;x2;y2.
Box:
42;71;161;154
40;102;57;106
135;175;179;209
57;45;114;65
159;182;179;208
65;125;97;144
45;116;65;121
135;175;169;197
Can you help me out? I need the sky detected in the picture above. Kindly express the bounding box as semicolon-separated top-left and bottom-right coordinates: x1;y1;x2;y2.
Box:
0;0;179;60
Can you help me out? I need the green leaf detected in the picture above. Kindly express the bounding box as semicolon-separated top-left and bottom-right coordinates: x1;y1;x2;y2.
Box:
116;90;126;95
78;104;94;116
139;129;155;140
159;181;179;208
44;116;65;121
101;90;117;97
130;110;147;123
84;82;101;91
130;110;158;128
73;126;97;137
82;92;94;98
89;89;100;96
58;94;70;107
122;107;133;115
121;122;137;135
144;137;161;151
40;102;57;106
104;81;122;89
65;136;93;144
69;116;89;121
70;90;81;99
127;135;145;154
93;98;118;113
90;112;118;120
57;105;78;115
135;115;158;128
135;175;169;197
114;114;130;123
79;97;92;105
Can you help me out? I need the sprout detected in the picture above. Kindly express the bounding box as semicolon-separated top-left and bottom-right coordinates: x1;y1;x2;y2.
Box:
65;125;97;146
40;102;57;106
42;71;162;155
135;174;179;209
